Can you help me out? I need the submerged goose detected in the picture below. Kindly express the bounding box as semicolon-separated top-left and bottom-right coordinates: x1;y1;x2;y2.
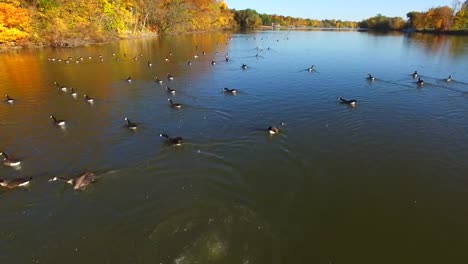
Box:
49;115;66;126
338;97;357;106
223;88;237;95
168;99;182;108
70;88;77;97
5;94;14;103
54;82;68;92
160;133;183;146
0;177;32;189
49;172;97;190
124;117;138;130
84;94;94;103
267;123;285;135
166;87;176;94
417;77;424;85
0;151;21;167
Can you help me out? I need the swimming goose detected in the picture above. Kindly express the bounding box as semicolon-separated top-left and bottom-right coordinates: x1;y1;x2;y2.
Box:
84;94;94;103
160;133;183;146
49;115;66;126
412;70;418;78
155;77;163;84
70;88;77;97
0;151;21;167
445;75;452;82
194;54;199;59
211;60;216;65
417;77;424;85
127;77;132;82
148;61;152;67
54;82;67;92
5;94;14;103
223;88;237;95
166;87;176;94
307;65;315;72
48;172;97;190
241;64;247;69
338;97;357;106
168;99;182;108
0;177;32;189
267;123;285;135
124;117;138;130
367;74;375;81
167;73;174;80
187;60;192;66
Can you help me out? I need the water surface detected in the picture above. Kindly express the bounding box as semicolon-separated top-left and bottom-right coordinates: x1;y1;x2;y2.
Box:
1;31;468;263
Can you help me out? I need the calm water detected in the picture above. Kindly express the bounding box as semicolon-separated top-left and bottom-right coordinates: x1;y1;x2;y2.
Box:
1;31;468;263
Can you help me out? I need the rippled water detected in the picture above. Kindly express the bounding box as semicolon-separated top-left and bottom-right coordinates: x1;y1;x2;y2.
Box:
1;31;468;263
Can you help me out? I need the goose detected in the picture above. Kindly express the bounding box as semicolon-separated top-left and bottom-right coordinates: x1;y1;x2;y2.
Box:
164;57;170;62
84;94;94;103
417;77;424;85
0;177;32;189
194;54;199;59
155;77;163;84
133;56;138;61
49;115;66;126
307;65;315;72
126;77;132;82
412;70;418;78
187;60;192;66
168;99;182;108
160;133;183;146
223;88;237;95
48;172;96;190
211;60;216;65
54;82;67;92
337;97;357;106
0;151;21;167
445;75;452;82
166;87;176;94
70;88;77;97
367;73;375;81
167;73;174;80
267;123;285;135
124;117;138;130
225;57;230;62
241;64;247;69
148;61;152;67
5;94;14;103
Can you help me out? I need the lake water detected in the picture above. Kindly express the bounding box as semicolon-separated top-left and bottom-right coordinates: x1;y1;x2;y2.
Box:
1;30;468;263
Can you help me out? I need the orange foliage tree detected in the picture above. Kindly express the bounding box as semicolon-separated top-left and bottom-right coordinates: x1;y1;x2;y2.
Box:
0;0;31;44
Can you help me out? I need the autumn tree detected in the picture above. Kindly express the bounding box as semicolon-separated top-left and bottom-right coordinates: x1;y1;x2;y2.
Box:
0;0;31;44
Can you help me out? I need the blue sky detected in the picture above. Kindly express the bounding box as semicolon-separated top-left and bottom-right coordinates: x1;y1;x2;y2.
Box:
225;0;454;21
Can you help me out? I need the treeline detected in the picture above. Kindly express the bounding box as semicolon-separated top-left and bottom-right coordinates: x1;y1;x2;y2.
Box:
0;0;234;47
360;1;468;31
232;9;358;29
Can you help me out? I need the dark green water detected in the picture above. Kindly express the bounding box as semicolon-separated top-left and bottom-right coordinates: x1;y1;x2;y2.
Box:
1;31;468;263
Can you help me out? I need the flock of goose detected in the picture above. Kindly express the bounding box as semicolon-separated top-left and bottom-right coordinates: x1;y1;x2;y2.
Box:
0;36;457;192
